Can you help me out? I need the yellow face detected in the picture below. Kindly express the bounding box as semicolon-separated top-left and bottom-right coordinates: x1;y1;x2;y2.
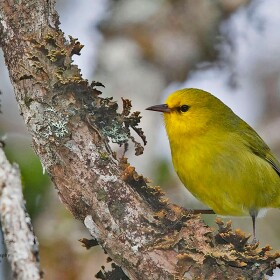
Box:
163;88;232;138
146;88;240;144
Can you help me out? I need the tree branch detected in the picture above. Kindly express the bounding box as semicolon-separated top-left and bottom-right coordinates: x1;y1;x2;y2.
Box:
0;145;42;279
0;1;279;279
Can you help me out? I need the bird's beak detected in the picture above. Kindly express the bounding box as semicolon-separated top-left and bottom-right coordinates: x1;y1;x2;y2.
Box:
146;104;171;113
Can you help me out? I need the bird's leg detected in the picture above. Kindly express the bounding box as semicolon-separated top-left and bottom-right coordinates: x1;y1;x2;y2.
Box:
168;209;215;231
188;209;215;214
249;209;258;243
252;215;256;238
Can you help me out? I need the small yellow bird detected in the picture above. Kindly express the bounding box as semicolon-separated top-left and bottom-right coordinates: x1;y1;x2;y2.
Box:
146;88;280;238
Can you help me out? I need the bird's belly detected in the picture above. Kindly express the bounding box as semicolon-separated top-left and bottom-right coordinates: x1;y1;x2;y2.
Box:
171;145;280;216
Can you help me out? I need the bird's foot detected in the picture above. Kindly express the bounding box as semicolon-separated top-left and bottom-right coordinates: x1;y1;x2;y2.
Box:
251;237;259;245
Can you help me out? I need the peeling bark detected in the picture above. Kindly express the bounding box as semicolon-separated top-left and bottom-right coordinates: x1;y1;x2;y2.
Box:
0;1;279;279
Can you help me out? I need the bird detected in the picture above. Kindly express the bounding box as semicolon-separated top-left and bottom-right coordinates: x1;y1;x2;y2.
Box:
146;88;280;239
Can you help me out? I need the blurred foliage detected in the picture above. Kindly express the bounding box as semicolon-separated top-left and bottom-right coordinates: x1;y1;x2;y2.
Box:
3;142;50;219
153;159;173;187
97;0;249;84
40;239;81;280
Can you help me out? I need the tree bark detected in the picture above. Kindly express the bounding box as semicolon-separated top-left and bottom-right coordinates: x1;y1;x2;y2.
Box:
0;145;41;279
0;1;279;279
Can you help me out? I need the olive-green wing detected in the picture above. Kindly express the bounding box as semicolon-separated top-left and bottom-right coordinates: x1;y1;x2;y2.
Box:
264;153;280;177
239;122;280;177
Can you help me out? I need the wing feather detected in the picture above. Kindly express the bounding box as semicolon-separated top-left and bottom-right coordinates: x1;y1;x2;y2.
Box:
239;122;280;177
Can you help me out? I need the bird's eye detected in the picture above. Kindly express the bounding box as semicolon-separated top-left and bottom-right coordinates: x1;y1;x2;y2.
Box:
180;105;189;112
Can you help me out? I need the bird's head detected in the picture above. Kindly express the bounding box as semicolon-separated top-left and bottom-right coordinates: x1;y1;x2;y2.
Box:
146;88;235;138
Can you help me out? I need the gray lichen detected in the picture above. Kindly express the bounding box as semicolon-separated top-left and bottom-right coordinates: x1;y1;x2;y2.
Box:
41;107;69;138
101;120;129;145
